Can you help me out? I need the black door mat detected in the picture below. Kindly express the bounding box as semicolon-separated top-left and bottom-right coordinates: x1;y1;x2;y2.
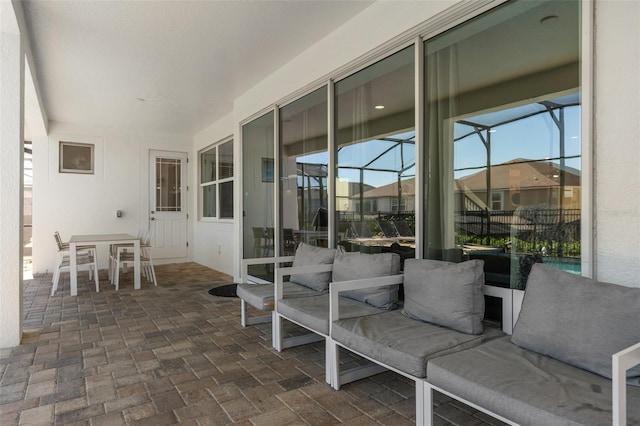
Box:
208;283;238;298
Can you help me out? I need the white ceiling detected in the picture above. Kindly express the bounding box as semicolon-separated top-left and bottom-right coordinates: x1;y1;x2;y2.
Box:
22;0;374;135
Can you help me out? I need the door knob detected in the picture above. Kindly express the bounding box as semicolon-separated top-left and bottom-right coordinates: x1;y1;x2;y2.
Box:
151;217;155;221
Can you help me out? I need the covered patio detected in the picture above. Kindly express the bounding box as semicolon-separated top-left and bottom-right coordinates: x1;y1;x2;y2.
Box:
2;0;640;424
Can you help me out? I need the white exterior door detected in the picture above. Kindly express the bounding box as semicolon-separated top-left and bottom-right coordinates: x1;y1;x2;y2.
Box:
149;150;188;259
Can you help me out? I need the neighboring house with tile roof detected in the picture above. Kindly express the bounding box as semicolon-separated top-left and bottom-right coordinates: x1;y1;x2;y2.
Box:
349;158;580;215
352;178;416;214
455;159;581;212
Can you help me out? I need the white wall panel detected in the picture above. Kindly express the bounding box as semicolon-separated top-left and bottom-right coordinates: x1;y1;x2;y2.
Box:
593;0;640;287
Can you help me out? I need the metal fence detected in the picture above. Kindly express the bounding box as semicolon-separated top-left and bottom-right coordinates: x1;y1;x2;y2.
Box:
456;208;581;256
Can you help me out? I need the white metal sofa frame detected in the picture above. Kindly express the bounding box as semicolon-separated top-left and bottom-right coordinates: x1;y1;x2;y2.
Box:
239;256;339;384
328;278;511;425
239;255;400;388
240;255;402;387
272;263;344;385
613;342;640;425
239;256;294;327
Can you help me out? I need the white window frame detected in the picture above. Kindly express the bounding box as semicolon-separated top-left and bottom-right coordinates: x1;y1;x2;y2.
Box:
199;138;234;222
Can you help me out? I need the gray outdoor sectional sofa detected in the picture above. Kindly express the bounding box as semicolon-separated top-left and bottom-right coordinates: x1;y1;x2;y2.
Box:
330;261;640;425
238;243;640;425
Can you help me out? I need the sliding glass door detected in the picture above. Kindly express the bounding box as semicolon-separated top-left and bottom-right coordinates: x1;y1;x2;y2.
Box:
424;0;581;288
238;0;584;291
279;87;328;252
334;46;415;262
242;111;275;281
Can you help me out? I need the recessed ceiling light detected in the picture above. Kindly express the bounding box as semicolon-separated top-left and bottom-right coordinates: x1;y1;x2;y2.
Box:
374;105;385;110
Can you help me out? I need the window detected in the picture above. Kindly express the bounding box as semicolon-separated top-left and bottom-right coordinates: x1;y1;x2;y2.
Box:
200;139;233;219
363;199;378;214
390;197;407;213
491;191;503;211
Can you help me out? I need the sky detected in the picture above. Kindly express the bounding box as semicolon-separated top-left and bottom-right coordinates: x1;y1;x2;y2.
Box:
295;103;581;190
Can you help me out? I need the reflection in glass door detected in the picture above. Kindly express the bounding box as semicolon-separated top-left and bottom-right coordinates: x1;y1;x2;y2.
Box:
242;111;275;281
280;87;328;252
334;46;415;264
424;0;581;288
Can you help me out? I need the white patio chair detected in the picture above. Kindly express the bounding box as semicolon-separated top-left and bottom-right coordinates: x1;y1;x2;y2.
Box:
52;231;96;284
107;230;155;279
51;233;99;295
110;231;157;290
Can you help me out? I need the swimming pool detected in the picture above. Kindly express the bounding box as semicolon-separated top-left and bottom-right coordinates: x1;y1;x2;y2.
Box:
543;256;581;275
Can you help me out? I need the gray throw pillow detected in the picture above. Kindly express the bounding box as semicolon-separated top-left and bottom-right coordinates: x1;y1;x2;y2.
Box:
511;263;640;381
289;243;336;292
332;251;401;309
402;259;485;335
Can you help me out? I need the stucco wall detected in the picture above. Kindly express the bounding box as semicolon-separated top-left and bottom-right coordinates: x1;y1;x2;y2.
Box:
32;121;192;274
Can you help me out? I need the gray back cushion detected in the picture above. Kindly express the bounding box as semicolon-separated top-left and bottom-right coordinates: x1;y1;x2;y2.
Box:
402;259;485;335
332;251;401;309
511;263;640;381
289;243;336;292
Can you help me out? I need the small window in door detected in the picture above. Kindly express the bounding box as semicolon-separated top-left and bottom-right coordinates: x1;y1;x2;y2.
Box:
156;158;182;212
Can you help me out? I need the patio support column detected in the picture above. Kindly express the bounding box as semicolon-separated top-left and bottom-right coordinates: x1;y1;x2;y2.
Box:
0;4;25;348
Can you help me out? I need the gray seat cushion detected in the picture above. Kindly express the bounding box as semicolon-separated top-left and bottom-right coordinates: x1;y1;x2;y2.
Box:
277;293;384;335
289;243;337;292
332;310;504;378
512;263;640;381
237;282;319;311
428;336;640;426
332;251;401;309
403;259;485;335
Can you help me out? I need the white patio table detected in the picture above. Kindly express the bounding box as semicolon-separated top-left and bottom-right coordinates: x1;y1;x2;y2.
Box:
69;233;140;296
